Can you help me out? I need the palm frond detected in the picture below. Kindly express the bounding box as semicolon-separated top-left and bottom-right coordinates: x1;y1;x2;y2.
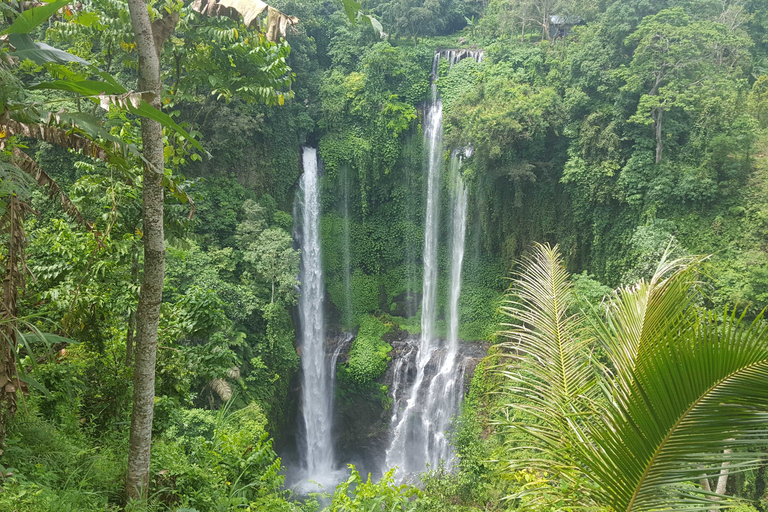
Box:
496;243;596;474
580;306;768;512
592;249;702;393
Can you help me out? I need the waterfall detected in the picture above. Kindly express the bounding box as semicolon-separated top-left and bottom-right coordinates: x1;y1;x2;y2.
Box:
296;147;335;484
384;50;478;478
342;168;353;326
447;152;468;354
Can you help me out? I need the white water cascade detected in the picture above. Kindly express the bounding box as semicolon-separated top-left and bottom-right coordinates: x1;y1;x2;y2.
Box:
296;147;336;486
342;169;353;325
447;152;469;353
385;50;477;477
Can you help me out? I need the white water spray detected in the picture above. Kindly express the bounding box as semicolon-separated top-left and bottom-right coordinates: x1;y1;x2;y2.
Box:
384;50;478;478
297;147;335;485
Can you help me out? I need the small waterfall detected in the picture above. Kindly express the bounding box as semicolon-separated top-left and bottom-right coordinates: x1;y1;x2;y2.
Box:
296;147;335;484
436;48;484;66
342;169;353;325
331;332;353;387
384;50;478;478
447;151;469;353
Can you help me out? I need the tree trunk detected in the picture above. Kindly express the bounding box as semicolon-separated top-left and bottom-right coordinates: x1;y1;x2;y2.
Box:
715;448;732;496
125;0;165;502
0;196;26;443
709;447;733;512
125;310;136;367
654;107;664;163
125;251;139;367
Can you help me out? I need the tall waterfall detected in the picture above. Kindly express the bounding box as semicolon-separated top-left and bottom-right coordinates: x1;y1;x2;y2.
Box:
342;168;353;326
385;50;477;477
447;152;469;353
296;147;335;483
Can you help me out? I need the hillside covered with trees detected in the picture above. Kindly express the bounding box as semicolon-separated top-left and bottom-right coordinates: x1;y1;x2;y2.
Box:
3;0;768;510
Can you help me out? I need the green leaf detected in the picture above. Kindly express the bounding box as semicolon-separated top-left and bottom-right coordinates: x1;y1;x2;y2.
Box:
338;0;362;23
8;33;90;65
364;14;384;36
2;0;71;35
127;100;208;156
16;370;50;397
30;79;126;96
18;332;74;346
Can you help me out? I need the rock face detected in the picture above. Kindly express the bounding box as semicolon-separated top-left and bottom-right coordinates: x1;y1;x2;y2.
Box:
333;326;488;479
280;325;488;483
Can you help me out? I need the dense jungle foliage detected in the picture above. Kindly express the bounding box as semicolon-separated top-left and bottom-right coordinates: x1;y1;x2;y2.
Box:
3;0;768;510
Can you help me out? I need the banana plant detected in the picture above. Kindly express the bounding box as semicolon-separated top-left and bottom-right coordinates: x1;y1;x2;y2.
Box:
499;243;768;511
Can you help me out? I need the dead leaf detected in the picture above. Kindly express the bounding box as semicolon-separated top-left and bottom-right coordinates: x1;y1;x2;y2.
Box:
191;0;298;41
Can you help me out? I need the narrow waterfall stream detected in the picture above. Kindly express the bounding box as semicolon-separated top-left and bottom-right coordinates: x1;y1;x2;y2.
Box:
385;52;444;475
448;152;469;352
341;169;353;326
296;147;336;488
385;50;479;478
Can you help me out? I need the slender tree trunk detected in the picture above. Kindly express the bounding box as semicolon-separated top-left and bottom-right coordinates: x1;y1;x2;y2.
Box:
654;107;664;163
125;310;136;367
0;196;25;443
125;0;165;502
715;448;732;496
125;251;139;367
709;447;733;512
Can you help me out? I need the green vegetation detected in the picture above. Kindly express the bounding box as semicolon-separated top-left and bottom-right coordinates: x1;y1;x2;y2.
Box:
3;0;768;510
342;315;392;386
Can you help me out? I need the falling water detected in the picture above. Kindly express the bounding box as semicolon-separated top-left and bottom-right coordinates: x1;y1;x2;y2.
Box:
342;168;353;325
296;147;335;484
385;50;478;478
447;152;469;353
385;52;443;476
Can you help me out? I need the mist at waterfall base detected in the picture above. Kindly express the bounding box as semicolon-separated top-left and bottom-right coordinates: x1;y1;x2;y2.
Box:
283;50;484;493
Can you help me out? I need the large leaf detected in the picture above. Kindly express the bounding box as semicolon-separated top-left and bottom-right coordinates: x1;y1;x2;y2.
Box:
1;0;71;35
8;33;89;65
579;308;768;511
497;244;595;481
590;251;700;394
339;0;362;22
30;79;126;96
30;79;207;155
127;101;206;155
1;110;197;216
11;147;93;232
191;0;298;42
338;0;383;36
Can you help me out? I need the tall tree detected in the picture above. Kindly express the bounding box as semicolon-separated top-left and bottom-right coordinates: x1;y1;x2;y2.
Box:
122;0;300;500
622;7;750;163
123;0;168;500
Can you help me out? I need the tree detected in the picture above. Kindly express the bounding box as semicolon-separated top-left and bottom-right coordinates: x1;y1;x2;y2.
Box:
123;0;168;500
245;228;299;305
122;1;300;500
378;0;456;44
622;7;750;163
499;243;768;511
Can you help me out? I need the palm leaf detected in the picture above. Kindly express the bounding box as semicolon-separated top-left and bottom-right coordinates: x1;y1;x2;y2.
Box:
579;307;768;511
497;243;596;478
591;249;701;390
